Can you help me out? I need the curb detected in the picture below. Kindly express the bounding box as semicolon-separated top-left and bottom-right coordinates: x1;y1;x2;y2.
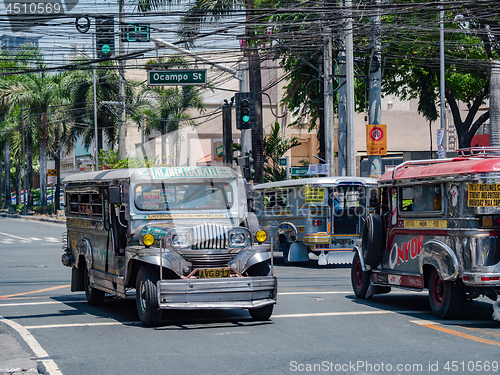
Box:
0;213;65;225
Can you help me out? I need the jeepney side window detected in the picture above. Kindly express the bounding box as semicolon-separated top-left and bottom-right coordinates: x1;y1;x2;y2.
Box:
400;184;442;213
90;193;102;216
69;193;79;214
263;190;276;210
277;189;290;207
462;183;476;216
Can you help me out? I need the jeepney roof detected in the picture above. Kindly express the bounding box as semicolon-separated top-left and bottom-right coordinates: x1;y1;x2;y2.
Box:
63;166;239;184
253;176;377;190
379;156;500;184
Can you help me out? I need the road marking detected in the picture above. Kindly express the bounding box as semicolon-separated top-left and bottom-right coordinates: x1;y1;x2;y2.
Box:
0;285;70;300
0;300;87;307
24;321;136;329
29;237;42;241
0;239;14;244
273;310;399;318
462;326;500;338
278;291;351;295
411;320;500;347
0;232;26;240
44;237;59;242
0;315;63;375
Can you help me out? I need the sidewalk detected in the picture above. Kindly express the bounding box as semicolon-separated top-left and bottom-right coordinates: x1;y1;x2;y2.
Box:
0;213;65;225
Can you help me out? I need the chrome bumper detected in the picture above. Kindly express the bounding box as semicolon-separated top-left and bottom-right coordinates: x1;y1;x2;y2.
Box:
157;276;277;309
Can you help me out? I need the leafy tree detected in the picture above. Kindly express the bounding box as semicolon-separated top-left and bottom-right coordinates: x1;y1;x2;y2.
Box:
381;1;498;148
263;122;300;182
140;55;205;166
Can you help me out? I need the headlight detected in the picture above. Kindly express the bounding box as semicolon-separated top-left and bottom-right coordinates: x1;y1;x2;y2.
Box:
173;234;188;246
255;230;267;243
229;229;249;247
142;233;155;247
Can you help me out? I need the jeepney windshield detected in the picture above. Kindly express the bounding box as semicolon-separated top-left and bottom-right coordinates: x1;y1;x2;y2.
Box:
333;185;366;234
134;182;233;211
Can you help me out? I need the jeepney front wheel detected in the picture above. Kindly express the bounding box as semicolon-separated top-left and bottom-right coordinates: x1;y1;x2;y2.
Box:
136;266;162;327
247;262;274;321
428;268;462;319
84;266;105;306
351;252;372;299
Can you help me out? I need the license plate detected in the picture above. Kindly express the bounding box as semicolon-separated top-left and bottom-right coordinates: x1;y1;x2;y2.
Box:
199;268;231;278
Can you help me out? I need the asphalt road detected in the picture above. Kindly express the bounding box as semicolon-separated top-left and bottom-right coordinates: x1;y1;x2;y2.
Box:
1;217;499;375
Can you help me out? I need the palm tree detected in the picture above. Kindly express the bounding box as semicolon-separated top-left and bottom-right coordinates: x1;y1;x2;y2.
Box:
178;0;266;182
140;55;205;166
0;47;67;207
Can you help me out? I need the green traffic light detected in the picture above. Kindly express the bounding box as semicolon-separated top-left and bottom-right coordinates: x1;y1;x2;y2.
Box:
242;115;250;123
102;44;111;54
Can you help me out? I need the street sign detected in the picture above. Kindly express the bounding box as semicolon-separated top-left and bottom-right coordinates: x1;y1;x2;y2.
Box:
307;164;330;175
366;124;387;156
148;70;207;86
290;167;309;177
48;169;57;176
279;158;287;167
48;176;57;184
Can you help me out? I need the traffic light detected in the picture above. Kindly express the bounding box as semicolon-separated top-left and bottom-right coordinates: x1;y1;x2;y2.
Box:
248;152;255;180
235;92;256;130
96;16;115;59
236;152;255;181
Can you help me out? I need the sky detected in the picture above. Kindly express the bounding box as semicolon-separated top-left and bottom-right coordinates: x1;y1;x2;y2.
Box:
0;0;243;68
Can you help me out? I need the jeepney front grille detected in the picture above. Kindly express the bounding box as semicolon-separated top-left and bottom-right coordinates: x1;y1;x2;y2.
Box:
192;223;231;250
182;253;237;268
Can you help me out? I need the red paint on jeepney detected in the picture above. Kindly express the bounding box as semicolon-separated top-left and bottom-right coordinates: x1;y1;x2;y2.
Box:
389;235;424;269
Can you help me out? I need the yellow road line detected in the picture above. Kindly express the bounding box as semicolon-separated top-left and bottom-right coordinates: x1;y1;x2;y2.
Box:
0;285;70;300
421;324;500;347
462;326;500;339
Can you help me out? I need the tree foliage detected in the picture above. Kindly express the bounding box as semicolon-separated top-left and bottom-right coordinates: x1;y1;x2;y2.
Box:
263;122;300;182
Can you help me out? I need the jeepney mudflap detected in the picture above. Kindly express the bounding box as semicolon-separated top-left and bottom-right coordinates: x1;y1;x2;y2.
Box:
157;276;277;309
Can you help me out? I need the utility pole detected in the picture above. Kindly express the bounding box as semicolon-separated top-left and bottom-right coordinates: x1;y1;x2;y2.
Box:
368;0;382;177
345;0;356;176
439;0;446;157
324;28;335;175
22;104;27;215
337;41;347;176
222;99;233;165
93;32;99;170
118;0;127;160
491;61;500;147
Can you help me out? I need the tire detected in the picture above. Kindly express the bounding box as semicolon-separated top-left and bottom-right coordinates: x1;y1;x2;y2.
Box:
247;262;274;321
428;268;463;319
84;266;105;306
282;242;291;266
136;266;162;327
245;212;260;234
362;214;384;267
351;252;372;299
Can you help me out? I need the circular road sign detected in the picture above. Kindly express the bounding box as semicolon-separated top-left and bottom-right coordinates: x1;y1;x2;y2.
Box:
369;126;384;142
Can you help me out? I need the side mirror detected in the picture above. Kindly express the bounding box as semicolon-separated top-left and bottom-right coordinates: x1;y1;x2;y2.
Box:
109;186;121;205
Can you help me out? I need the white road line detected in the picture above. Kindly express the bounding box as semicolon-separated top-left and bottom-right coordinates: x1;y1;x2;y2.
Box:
44;237;59;243
0;239;14;244
0;301;87;307
29;237;42;241
0;232;26;240
278;291;351;295
0;315;63;375
273;310;397;318
24;321;136;329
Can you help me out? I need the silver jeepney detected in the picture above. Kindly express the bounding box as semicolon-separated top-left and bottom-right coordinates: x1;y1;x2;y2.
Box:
253;177;378;265
61;166;276;326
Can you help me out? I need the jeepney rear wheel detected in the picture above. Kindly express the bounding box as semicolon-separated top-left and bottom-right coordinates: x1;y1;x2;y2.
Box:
84;266;105;306
136;266;162;327
362;214;384;267
247;262;274;321
428;268;462;319
351;252;372;299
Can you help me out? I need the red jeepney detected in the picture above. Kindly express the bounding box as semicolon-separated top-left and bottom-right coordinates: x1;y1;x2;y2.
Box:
352;148;500;320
